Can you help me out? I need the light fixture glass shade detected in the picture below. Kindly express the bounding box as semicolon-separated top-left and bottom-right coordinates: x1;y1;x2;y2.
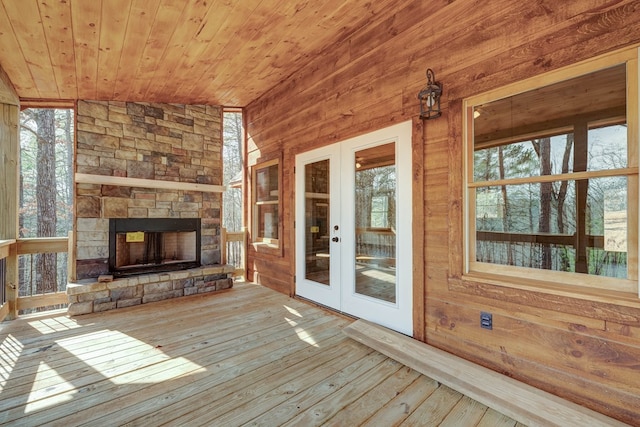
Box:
418;68;442;120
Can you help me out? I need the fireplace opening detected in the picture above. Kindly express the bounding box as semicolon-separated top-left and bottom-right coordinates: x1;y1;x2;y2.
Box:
109;218;201;277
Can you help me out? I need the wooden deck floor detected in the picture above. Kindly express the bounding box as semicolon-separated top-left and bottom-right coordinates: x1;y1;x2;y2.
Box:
0;282;523;426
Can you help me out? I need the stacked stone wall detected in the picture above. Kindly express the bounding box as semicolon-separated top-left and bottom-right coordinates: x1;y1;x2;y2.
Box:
67;265;234;315
74;101;223;280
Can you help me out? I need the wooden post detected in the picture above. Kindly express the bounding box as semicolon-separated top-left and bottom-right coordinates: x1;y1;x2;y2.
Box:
6;243;18;320
0;83;19;319
220;227;227;265
67;230;76;282
412;117;426;342
242;227;248;279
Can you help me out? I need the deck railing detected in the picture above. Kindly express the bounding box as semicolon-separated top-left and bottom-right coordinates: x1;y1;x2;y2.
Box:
221;227;247;279
0;239;15;321
0;234;72;321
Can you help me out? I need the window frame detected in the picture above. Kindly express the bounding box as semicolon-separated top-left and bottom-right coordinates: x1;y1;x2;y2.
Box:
251;158;281;249
463;46;639;296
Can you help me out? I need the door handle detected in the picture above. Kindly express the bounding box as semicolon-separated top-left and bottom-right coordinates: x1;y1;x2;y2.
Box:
332;237;339;242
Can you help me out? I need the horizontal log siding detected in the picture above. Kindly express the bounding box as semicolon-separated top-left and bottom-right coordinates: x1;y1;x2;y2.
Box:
245;0;640;424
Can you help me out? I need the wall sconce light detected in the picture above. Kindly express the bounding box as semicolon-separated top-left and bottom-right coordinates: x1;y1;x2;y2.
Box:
417;68;442;120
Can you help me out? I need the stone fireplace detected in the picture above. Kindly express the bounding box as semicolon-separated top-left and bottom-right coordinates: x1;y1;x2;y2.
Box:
67;101;233;316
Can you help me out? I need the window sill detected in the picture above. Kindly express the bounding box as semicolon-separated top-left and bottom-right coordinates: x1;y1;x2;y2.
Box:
456;271;640;311
252;240;281;255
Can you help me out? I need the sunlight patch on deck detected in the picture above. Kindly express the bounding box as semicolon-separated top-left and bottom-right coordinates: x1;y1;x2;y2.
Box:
28;316;82;334
0;334;22;389
285;317;319;347
283;304;303;318
56;330;205;384
25;362;75;413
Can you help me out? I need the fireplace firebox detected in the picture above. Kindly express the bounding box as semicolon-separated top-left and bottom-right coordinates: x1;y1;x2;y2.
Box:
109;218;201;277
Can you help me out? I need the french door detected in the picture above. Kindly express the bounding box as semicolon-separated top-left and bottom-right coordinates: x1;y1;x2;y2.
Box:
295;121;413;335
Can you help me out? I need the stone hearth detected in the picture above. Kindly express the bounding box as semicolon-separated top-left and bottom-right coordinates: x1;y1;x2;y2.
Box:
67;265;234;316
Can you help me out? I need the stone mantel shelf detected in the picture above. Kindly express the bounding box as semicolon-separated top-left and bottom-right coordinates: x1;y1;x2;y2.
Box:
75;173;224;193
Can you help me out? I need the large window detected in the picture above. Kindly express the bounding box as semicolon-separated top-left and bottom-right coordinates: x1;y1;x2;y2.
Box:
252;159;280;247
465;52;638;294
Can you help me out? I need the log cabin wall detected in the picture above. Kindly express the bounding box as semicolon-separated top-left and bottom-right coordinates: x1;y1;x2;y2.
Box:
245;0;640;424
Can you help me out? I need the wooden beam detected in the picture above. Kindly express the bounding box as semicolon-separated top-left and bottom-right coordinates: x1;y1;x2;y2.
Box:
17;237;69;255
412;117;425;341
17;292;68;311
224;231;246;242
0;239;15;259
221;227;227;265
19;99;75;109
0;302;9;322
0;102;19;320
0;65;18;106
0;105;18;239
343;319;627;427
67;230;76;282
75;173;224;193
469;167;638;188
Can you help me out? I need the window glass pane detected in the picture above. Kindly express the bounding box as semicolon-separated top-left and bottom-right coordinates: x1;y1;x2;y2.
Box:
257;204;278;240
475;177;628;279
253;161;279;243
355;143;396;303
304;160;330;285
587;124;627;171
474;134;574;182
256;164;278;202
586;176;627;278
476;183;575;236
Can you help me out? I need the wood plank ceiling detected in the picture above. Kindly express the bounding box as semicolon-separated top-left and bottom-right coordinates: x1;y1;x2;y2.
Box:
0;0;389;106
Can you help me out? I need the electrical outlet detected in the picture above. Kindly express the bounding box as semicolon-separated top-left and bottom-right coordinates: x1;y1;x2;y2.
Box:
480;311;493;330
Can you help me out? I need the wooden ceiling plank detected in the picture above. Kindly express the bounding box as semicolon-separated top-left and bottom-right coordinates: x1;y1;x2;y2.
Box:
155;0;257;104
218;1;403;105
2;0;59;98
96;1;132;100
143;0;221;102
37;0;77;100
111;0;160;100
70;0;103;100
184;0;310;105
213;0;389;106
0;4;34;98
127;0;188;101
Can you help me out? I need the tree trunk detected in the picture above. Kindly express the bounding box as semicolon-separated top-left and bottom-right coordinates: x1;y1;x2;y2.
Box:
35;109;57;294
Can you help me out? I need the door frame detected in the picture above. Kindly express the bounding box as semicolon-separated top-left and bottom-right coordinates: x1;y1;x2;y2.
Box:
294;120;413;335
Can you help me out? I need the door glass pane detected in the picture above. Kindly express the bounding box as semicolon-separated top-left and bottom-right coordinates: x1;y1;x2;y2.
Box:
305;160;331;285
355;143;396;303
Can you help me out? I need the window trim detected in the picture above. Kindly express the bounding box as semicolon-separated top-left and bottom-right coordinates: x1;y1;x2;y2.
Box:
251;158;281;249
462;46;640;297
